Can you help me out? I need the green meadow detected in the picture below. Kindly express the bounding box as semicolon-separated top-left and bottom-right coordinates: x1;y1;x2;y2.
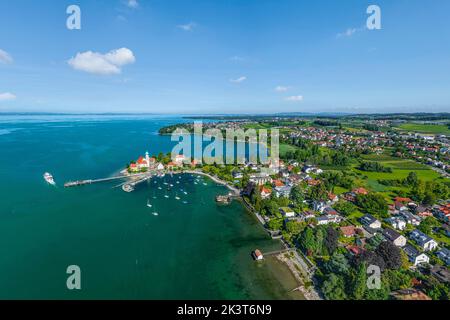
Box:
397;123;450;135
352;155;441;199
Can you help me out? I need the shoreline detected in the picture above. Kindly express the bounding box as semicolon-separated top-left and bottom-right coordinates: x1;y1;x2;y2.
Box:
178;169;321;300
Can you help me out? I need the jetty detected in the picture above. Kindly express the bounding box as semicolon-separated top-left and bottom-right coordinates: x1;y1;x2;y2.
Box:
63;173;148;189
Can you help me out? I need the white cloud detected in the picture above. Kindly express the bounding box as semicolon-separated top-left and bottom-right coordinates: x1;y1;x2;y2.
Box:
275;86;290;92
126;0;139;8
285;95;303;102
68;48;136;75
178;22;196;31
336;26;366;38
230;76;247;84
0;92;16;101
0;49;13;64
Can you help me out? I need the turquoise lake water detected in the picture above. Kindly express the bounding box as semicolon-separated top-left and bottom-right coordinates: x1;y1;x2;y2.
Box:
0;114;302;299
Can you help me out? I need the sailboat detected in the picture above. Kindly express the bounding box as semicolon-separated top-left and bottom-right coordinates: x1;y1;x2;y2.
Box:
147;199;152;208
164;190;169;198
175;193;181;200
183;191;188;195
152;212;159;216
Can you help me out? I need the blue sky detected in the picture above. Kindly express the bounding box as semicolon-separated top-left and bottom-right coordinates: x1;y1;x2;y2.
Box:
0;0;450;114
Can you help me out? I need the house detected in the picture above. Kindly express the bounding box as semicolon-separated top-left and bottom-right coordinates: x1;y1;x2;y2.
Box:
390;289;431;301
435;247;450;266
403;245;430;266
327;192;339;203
272;179;285;188
346;245;365;256
259;186;272;199
400;210;421;226
360;214;381;229
430;265;450;284
249;173;272;186
274;186;291;198
299;210;315;221
409;229;438;251
252;249;264;261
232;171;243;179
317;214;342;225
174;154;186;165
382;228;407;247
414;206;433;217
307;179;321;186
340;225;356;238
312;201;327;213
385;216;407;231
156;163;164;170
129;162;138;172
323;207;339;216
394;201;408;211
280;207;295;218
353;187;368;195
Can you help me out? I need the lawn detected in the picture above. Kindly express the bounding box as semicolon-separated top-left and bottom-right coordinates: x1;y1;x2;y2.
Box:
397;123;450;135
280;143;298;157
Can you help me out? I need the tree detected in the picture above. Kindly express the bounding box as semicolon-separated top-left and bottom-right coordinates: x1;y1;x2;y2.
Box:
418;217;439;235
324;227;339;255
350;263;367;299
376;241;402;270
333;200;358;217
267;218;283;231
321;274;347;300
355;193;388;217
404;172;418;186
325;252;350;275
384;269;412;291
309;183;328;201
299;227;317;255
290;185;304;205
364;275;390;300
315;227;325;255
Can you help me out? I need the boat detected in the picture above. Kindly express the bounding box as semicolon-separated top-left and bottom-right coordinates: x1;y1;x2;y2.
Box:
43;172;56;185
182;201;188;204
122;184;134;192
175;193;181;200
152;212;159;216
183;191;188;195
203;182;207;186
164;195;169;198
147;200;152;208
158;187;162;190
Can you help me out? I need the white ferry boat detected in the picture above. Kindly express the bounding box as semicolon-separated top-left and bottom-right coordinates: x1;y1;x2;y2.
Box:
43;172;56;185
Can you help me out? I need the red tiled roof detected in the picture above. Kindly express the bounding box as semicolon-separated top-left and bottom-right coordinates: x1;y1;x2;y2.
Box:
340;226;356;237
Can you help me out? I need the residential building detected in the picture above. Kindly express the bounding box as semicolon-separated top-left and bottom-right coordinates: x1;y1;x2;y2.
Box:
382;228;407;247
409;229;438;251
360;214;382;229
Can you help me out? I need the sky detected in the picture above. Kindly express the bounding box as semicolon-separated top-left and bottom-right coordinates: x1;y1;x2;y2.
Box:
1;0;450;114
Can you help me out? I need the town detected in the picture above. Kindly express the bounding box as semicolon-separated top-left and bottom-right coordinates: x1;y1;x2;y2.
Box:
154;114;450;300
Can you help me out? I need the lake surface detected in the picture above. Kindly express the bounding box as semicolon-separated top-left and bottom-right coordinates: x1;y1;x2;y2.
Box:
0;114;303;299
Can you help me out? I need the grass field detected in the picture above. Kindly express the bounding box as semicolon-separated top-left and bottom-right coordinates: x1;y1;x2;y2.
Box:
397;123;450;135
351;155;441;199
280;143;298;157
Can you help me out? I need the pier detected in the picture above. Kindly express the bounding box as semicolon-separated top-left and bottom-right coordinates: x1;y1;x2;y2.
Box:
63;173;148;188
